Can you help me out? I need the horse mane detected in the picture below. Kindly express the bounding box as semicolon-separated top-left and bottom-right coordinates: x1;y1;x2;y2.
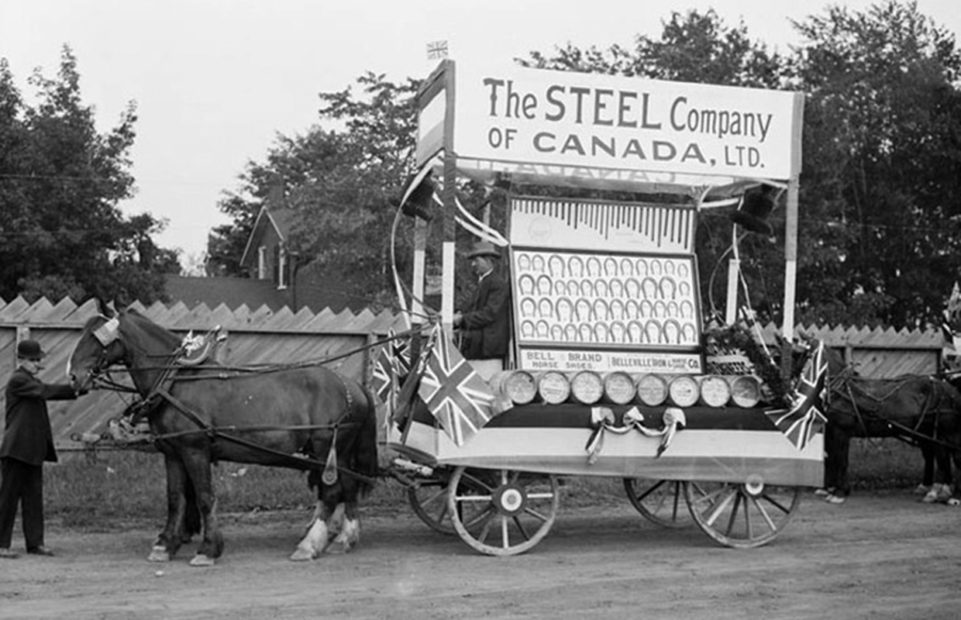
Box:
121;308;182;352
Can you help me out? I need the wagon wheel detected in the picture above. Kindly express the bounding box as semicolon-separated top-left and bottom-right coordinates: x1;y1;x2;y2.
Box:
407;466;456;535
447;466;560;556
622;478;690;528
684;480;801;549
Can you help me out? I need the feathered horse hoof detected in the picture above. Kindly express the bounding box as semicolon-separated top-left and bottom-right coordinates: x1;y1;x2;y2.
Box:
824;493;846;505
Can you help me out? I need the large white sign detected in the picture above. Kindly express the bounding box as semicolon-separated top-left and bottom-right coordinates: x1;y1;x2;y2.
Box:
450;63;801;180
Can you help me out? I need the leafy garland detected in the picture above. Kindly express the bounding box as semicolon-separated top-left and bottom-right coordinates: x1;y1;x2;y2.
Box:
703;323;790;404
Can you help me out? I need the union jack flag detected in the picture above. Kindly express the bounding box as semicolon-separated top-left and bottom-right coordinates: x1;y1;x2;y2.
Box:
370;330;411;415
417;324;495;446
765;340;828;451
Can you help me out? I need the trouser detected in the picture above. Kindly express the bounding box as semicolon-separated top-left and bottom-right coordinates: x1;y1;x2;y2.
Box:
0;457;45;550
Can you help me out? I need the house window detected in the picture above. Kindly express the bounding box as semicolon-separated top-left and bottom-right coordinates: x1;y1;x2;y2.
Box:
278;248;287;290
257;246;267;280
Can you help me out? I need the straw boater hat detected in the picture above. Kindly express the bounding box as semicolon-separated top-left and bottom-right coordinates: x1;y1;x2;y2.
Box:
467;241;500;259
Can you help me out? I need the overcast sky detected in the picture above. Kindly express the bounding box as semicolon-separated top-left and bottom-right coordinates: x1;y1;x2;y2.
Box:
1;0;957;268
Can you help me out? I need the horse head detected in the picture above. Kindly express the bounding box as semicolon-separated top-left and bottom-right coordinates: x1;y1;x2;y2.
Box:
69;312;128;394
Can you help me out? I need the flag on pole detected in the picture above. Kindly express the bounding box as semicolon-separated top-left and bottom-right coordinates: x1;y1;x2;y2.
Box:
764;341;828;450
426;40;449;60
417;324;495;446
370;330;411;418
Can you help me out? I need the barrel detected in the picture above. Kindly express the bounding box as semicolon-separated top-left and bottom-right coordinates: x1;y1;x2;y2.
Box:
537;371;571;405
635;374;668;406
698;375;731;407
490;370;537;406
667;375;700;407
729;375;762;408
570;370;604;405
603;371;637;405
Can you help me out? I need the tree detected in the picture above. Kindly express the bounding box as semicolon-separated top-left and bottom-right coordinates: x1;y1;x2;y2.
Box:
0;46;179;304
209;72;421;308
790;0;961;327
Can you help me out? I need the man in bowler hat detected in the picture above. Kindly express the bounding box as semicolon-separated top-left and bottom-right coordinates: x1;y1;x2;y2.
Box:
453;240;512;379
0;339;79;558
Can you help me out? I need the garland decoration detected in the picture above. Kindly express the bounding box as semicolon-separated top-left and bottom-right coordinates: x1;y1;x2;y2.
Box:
702;323;790;405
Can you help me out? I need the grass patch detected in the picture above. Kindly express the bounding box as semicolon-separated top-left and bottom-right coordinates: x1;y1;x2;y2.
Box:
35;437;930;529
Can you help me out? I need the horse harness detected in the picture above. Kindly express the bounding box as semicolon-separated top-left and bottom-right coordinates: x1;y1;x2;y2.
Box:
828;371;961;451
91;328;377;487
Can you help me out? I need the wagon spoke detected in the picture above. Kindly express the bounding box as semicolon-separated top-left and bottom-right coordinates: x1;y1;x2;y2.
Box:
512;516;531;541
760;492;791;515
743;495;753;539
753;496;777;532
463;506;496;530
702;487;737;527
499;516;510;549
724;491;742;537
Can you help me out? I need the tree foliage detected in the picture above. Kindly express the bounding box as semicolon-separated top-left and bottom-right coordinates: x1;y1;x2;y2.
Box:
0;47;178;304
789;0;961;327
208;72;420;308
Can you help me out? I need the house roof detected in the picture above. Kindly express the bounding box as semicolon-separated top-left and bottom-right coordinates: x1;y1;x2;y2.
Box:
239;206;299;267
165;274;291;312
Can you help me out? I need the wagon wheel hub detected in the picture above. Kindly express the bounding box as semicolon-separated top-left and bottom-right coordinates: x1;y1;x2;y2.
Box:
493;483;526;516
744;475;765;497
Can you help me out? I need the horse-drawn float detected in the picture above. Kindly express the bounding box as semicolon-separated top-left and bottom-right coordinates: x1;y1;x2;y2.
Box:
381;60;825;555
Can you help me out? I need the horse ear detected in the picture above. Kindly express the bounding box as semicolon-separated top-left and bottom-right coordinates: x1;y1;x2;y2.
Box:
95;297;116;318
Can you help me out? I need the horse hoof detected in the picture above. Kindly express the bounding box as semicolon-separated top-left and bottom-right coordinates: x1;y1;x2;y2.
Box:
189;554;215;567
913;484;931;496
326;541;351;555
946;498;960;507
813;488;829;497
824;494;846;505
147;546;170;562
289;547;316;562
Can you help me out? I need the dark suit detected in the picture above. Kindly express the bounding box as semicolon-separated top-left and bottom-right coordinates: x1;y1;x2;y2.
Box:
460;270;512;360
0;367;76;550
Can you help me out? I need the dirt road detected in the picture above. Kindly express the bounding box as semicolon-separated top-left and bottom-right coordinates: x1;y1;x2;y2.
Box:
1;489;959;620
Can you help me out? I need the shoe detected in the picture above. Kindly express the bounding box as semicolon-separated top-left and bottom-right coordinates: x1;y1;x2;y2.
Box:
26;546;54;557
0;548;19;559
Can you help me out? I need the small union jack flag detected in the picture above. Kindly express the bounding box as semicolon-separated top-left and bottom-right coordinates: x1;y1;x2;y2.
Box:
370;330;411;413
765;340;828;451
426;40;449;60
417;324;495;446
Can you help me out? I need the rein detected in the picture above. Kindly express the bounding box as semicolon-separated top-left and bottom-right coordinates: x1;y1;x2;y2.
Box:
829;370;950;445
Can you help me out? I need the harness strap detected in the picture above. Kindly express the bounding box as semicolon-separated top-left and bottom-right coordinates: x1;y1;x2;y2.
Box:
152;388;377;486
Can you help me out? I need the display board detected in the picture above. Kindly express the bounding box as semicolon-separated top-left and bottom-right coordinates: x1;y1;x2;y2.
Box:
510;196;703;373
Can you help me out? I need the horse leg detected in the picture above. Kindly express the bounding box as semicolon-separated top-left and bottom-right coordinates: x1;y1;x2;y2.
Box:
181;480;201;544
922;445;953;504
181;450;223;567
916;444;936;495
290;499;335;561
150;454;189;562
327;499;361;555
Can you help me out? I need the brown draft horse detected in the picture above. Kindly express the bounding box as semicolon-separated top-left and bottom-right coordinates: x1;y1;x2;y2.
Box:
68;308;378;565
821;345;961;504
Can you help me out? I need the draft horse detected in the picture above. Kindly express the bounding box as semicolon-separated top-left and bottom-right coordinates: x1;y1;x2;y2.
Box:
68;309;379;565
821;346;961;504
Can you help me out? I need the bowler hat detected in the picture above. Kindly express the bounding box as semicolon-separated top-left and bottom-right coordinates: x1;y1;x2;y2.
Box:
467;241;500;260
17;339;45;360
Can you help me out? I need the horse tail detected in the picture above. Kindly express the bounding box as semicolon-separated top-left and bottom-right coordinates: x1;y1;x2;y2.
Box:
352;385;380;497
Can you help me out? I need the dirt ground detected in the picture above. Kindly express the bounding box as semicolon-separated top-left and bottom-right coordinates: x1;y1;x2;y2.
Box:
1;489;960;620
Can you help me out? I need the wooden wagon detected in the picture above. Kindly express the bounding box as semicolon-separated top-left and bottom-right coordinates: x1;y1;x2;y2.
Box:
381;59;820;555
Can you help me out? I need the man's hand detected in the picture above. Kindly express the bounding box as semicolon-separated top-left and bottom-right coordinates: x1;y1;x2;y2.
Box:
453;312;463;328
